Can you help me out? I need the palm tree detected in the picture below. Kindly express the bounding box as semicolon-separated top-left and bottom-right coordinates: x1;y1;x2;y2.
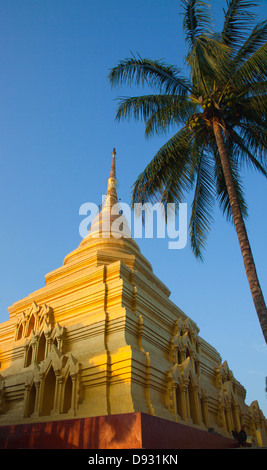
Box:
108;0;267;343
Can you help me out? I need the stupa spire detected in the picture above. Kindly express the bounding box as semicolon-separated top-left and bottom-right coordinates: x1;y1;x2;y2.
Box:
63;146;151;272
110;148;116;179
106;148;118;205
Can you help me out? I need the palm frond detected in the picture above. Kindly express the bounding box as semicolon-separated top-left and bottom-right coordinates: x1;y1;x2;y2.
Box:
108;56;191;95
131;127;194;207
241;94;267;125
114;95;197;137
220;0;258;50
241;79;267;98
189;149;215;260
234;20;267;66
187;36;231;91
181;0;213;47
232;125;267;170
231;42;267;87
144;97;197;137
214;154;248;222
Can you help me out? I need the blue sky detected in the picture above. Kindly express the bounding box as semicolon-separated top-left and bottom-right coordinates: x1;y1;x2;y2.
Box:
0;0;266;416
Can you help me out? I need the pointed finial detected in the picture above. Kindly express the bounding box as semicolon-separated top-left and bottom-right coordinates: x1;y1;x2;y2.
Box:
110;148;116;179
106;148;118;204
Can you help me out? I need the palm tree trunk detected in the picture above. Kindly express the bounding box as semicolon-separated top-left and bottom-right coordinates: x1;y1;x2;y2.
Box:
213;118;267;344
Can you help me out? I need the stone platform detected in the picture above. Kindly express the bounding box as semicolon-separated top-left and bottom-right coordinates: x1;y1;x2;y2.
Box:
0;412;240;449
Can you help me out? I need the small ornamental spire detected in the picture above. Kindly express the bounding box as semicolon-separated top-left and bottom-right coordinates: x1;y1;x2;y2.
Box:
109;148;116;179
106;148;118;205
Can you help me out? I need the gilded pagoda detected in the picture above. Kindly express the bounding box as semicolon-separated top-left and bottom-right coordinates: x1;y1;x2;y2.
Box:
0;150;266;448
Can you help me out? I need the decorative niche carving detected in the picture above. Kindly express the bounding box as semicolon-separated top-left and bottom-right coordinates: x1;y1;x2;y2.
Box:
13;301;66;369
23;346;80;419
169;318;200;375
15;302;54;341
166;318;206;427
13;301;81;420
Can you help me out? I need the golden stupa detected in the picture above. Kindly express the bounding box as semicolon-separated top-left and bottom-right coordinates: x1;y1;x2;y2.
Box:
0;150;266;449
